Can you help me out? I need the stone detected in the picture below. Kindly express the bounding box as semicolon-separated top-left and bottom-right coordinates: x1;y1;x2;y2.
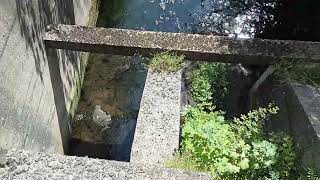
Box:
92;105;112;129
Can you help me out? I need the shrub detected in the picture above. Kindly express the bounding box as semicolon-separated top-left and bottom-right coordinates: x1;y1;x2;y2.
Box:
170;105;296;179
149;52;184;73
190;63;227;110
269;133;296;179
181;107;250;176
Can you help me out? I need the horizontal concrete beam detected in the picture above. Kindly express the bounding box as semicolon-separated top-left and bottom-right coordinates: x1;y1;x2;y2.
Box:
44;24;320;65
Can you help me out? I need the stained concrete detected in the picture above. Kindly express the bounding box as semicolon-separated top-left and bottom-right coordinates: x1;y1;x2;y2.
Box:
45;24;320;65
0;0;97;155
131;70;182;165
0;149;211;180
252;78;320;169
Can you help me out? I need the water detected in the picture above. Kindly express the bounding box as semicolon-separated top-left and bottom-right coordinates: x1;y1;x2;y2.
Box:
99;0;278;38
69;54;148;161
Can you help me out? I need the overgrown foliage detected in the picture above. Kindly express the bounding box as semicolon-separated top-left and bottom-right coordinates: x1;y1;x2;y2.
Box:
190;63;227;110
298;168;320;180
149;52;184;73
170;105;296;179
168;62;298;179
274;59;320;87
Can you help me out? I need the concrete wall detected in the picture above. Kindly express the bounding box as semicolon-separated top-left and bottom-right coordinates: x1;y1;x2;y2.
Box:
0;0;98;154
252;78;320;169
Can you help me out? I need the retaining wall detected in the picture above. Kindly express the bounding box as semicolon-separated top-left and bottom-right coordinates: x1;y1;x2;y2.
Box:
0;0;98;155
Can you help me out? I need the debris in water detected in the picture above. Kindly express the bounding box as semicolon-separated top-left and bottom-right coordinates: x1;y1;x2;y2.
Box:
159;0;166;10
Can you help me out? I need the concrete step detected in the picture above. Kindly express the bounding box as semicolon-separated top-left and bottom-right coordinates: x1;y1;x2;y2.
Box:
0;149;211;180
130;70;182;165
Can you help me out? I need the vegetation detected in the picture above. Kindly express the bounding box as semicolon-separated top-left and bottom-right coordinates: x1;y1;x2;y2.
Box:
170;104;296;179
274;59;320;87
190;63;227;110
298;168;320;180
168;62;298;179
149;52;184;73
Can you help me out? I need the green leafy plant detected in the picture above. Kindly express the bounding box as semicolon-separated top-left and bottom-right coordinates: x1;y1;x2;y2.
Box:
169;104;296;179
269;133;296;179
149;52;184;73
180;107;250;176
231;104;279;141
190;63;227;110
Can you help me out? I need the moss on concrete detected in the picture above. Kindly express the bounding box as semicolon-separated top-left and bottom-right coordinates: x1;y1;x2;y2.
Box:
68;0;100;119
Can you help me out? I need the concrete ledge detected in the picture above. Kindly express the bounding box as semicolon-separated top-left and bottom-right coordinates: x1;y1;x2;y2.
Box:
44;25;320;65
252;79;320;169
130;70;181;165
0;149;210;180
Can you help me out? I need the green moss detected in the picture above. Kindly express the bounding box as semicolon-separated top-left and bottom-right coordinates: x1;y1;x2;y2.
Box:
149;52;184;73
87;0;101;26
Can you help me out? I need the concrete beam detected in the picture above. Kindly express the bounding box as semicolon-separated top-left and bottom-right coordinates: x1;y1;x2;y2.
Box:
44;24;320;65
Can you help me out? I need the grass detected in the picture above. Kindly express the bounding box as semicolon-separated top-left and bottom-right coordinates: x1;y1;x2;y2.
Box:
273;59;320;87
166;153;202;173
149;52;184;73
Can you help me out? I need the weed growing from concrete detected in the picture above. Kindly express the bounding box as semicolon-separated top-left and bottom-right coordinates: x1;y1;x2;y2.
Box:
149;52;184;73
274;59;320;87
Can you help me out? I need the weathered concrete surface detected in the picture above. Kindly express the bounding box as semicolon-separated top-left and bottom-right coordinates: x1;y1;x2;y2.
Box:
252;79;320;169
0;149;211;180
0;0;98;155
45;24;320;65
131;70;181;165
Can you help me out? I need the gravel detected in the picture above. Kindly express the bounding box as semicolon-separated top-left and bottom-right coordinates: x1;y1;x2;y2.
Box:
0;149;210;180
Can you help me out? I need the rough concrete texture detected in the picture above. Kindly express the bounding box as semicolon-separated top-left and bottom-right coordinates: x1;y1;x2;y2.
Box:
45;24;320;65
131;70;181;165
0;0;95;155
0;149;211;180
252;78;320;169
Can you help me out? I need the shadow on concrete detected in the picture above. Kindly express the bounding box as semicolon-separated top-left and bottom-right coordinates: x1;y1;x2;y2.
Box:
15;0;84;152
